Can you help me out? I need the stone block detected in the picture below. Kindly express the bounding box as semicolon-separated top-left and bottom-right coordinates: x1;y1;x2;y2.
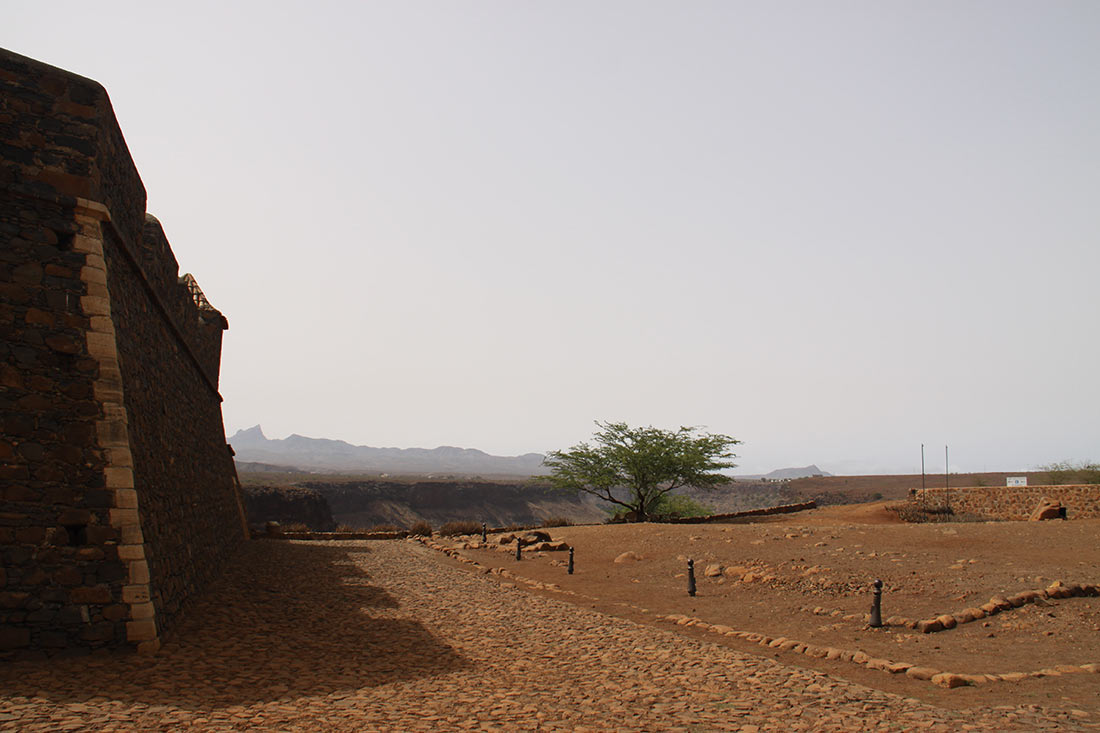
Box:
101;604;128;621
121;585;150;604
126;618;157;642
93;381;125;403
114;489;138;509
57;508;91;526
80;295;110;316
117;544;145;561
128;560;150;585
72;234;104;256
106;446;133;467
53;567;82;586
0;626;31;649
120;524;144;545
85;525;118;544
932;673;970;689
129;602;155;620
88;315;114;334
96;419;129;447
104;466;133;489
96;561;126;583
69;585;111;604
906;667;941;681
14;526;46;544
109;508;139;527
80;265;107;285
80;622;115;642
85;330;117;359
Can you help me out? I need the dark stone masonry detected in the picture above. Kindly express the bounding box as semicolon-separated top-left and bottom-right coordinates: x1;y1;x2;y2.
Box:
1;48;248;657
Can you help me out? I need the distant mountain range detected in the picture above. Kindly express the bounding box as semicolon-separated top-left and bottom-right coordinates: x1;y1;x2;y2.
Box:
228;425;549;476
229;425;833;480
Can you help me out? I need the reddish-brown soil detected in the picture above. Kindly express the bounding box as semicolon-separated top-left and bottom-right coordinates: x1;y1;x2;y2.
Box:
454;503;1100;714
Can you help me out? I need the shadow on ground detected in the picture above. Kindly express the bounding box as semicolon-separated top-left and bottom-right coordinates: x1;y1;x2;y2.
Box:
0;541;467;707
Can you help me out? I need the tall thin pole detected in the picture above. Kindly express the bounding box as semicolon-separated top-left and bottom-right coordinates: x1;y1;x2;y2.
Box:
921;444;925;491
945;445;950;508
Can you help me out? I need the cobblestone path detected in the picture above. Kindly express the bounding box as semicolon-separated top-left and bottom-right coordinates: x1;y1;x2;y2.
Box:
0;540;1093;731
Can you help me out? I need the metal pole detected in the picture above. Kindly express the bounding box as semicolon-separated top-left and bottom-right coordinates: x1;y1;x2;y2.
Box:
687;559;696;597
921;443;925;491
567;547;574;575
515;541;521;561
870;579;883;628
945;445;950;508
481;522;487;543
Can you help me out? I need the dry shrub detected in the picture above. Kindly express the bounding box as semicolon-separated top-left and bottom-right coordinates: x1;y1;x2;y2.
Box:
439;521;483;537
539;516;573;528
280;521;310;532
409;520;433;537
370;524;400;533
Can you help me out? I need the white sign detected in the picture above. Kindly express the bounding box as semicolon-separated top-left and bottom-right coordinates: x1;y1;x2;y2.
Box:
1007;476;1027;487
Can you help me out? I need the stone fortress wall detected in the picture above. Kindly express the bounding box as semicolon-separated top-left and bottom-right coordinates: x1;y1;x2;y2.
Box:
1;48;247;657
912;485;1100;521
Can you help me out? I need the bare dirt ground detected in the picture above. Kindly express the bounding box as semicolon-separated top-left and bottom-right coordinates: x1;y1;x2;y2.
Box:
456;503;1100;716
0;510;1096;731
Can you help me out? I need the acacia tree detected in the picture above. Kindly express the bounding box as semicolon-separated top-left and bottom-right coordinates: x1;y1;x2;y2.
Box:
543;421;741;521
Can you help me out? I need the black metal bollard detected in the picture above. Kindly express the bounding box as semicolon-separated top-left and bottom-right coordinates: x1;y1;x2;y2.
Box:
568;546;574;574
869;579;883;628
515;541;522;561
687;559;697;597
481;522;487;542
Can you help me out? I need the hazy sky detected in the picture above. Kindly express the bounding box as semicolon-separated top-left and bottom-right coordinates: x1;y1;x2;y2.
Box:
6;1;1098;474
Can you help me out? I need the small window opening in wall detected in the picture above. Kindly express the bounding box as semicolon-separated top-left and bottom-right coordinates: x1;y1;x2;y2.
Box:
54;229;76;251
63;524;88;545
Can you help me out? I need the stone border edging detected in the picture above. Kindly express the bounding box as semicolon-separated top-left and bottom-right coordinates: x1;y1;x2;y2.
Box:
803;580;1100;634
415;536;1100;690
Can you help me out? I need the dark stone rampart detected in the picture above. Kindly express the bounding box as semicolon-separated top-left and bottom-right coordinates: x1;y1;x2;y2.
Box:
1;47;246;657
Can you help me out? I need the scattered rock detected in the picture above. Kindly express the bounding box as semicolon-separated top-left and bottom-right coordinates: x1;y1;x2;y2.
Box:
613;551;643;564
932;673;971;689
905;667;940;681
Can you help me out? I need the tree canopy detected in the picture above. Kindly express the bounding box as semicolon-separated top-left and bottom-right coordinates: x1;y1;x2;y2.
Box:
543;421;741;521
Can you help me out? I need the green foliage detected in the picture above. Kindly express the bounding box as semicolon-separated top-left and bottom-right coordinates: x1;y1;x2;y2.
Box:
1038;461;1100;485
544;421;740;522
608;493;714;521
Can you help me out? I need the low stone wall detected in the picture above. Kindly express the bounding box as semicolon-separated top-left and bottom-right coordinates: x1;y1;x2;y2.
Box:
669;501;818;524
911;485;1100;521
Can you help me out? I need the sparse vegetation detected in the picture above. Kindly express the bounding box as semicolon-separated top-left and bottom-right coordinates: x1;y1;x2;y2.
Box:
539;516;573;528
544;421;740;522
439;521;483;537
409;521;433;537
279;521;310;532
371;524;401;533
1038;461;1100;485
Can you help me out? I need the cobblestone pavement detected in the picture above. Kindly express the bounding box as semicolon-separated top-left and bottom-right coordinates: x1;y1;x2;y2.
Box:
0;540;1094;731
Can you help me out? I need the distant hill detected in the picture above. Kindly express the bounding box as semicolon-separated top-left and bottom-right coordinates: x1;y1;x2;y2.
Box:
737;465;833;480
228;425;549;477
